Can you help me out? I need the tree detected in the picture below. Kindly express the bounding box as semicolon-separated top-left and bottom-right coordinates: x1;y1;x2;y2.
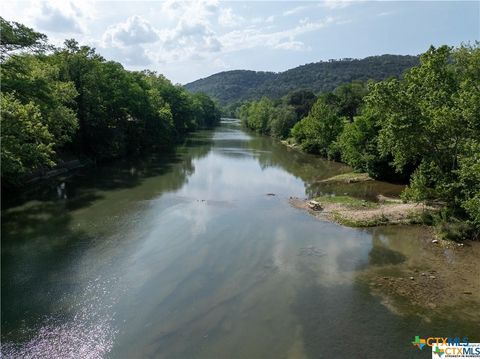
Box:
0;17;50;60
1;93;55;185
2;54;78;147
0;19;222;186
240;98;274;134
291;97;345;157
332;81;368;121
269;105;297;139
283;89;317;120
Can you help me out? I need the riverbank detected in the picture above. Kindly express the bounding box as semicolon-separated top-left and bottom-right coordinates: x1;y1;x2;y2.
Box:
289;195;433;227
289;195;480;321
288;172;479;321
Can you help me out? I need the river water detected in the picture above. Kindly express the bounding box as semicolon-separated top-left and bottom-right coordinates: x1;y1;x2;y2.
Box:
1;119;477;358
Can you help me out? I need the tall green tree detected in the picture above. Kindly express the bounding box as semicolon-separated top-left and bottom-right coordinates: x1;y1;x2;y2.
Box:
291;97;345;157
1;93;55;184
0;17;50;59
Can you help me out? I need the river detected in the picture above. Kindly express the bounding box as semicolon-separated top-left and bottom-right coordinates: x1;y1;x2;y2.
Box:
1;119;477;358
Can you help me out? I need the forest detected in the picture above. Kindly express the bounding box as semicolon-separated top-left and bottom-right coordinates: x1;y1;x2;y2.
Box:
239;44;480;240
0;17;221;188
184;54;419;105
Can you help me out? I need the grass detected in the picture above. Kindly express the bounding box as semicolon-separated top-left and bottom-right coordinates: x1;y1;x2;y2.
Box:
313;195;378;209
319;172;372;184
330;212;390;227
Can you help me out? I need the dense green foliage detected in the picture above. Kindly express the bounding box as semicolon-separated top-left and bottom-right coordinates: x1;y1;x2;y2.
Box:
239;90;317;140
185;55;418;105
0;18;220;186
0;17;50;60
291;97;345;157
241;44;480;239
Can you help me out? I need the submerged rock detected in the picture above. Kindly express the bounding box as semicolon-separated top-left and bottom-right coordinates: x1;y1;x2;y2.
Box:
298;246;325;257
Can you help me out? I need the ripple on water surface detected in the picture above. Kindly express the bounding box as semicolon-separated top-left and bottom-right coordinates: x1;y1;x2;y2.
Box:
1;278;119;359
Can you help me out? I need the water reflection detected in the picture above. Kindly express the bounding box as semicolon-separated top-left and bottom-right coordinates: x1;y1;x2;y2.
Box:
1;119;477;358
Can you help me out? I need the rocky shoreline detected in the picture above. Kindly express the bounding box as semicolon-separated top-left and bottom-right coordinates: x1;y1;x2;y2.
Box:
288;191;480;321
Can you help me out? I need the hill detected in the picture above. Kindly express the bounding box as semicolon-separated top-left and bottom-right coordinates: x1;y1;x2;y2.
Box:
184;55;419;105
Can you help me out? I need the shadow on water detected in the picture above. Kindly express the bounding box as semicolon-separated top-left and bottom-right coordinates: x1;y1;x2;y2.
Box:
368;236;407;266
1;201;93;340
246;134;404;201
1;131;215;345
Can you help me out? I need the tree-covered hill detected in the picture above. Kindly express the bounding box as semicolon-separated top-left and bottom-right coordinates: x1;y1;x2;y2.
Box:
184;55;419;105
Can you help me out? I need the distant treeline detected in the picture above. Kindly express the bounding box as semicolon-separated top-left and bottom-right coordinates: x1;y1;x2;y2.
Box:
239;44;480;240
0;17;221;187
184;55;419;105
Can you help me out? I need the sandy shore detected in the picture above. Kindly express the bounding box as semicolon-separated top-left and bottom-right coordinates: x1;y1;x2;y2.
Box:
289;196;431;227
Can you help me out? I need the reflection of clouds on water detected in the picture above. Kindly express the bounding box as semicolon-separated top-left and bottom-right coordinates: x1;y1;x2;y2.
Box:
175;152;306;203
272;227;288;272
296;224;371;287
175;200;211;237
1;278;119;359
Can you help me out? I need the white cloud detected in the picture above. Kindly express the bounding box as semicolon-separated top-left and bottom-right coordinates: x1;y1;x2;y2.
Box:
377;11;395;17
251;15;275;24
218;8;244;28
101;1;223;64
220;17;336;53
161;0;219;25
103;16;159;47
33;0;92;33
275;40;310;51
320;0;354;10
160;18;222;61
283;5;311;17
154;0;222;61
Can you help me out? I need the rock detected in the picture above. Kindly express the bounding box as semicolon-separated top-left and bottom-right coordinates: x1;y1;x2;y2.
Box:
308;200;323;211
463;291;472;295
432;239;439;244
298;246;325;257
410;277;415;280
429;275;436;280
421;272;426;276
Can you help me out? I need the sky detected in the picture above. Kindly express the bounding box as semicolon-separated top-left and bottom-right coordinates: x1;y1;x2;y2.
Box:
1;0;479;84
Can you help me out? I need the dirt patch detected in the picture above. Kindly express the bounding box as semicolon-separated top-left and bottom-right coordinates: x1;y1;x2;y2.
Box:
289;196;433;227
361;238;480;321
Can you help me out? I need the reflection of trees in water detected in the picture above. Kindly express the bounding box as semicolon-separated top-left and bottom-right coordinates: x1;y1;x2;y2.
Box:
308;181;404;202
1;200;93;339
1;129;216;342
245;135;404;200
247;136;346;180
246;136;352;197
367;232;406;266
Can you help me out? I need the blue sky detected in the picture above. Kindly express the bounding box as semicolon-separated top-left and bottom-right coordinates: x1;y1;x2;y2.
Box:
1;1;478;83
